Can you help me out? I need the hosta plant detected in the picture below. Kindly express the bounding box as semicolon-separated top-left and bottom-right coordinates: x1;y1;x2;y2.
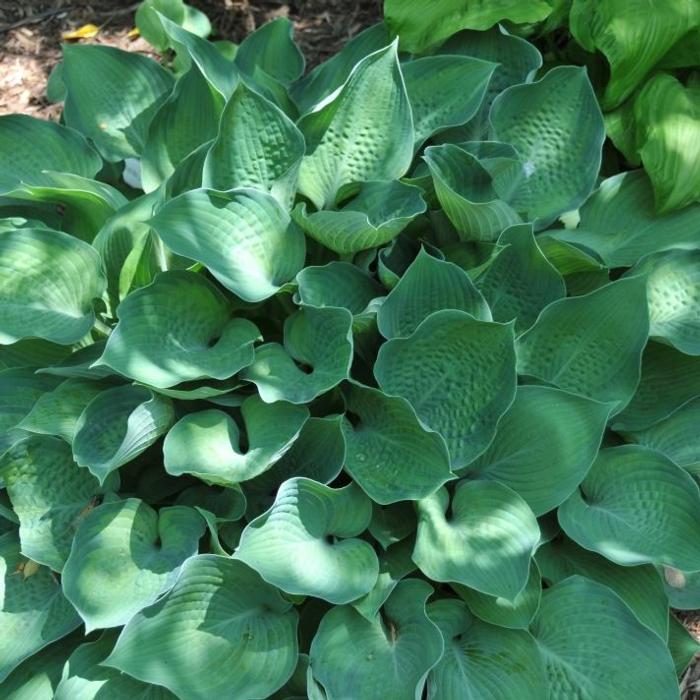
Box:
1;1;700;698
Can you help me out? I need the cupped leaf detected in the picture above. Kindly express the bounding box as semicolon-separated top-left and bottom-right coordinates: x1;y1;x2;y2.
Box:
464;386;610;515
96;271;260;389
0;532;81;683
62;44;173;161
668;614;700;677
662;568;700;611
310;578;443;699
341;382;453;504
297;42;413;208
369;502;417;550
489;66;605;224
477;224;565;332
0;227;105;345
375;310;516;468
292;180;426;254
164;396;308;485
516;276;649;411
105;555;299;700
531;576;679;699
72;385;175;484
136;0;210;51
203;82;305;207
62;498;204;631
236;478;377;603
0;436;113;572
559;445;700;571
241;305;353;404
413;481;540;599
378;247;491;339
426;598;547;700
150;187;305;301
0;115;101;192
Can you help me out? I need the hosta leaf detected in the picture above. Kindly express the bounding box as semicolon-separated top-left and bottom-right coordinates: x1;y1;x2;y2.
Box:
202;82;305;207
402;55;496;148
341;382;453;504
477;224;565;332
452;560;542;630
464;386;610;515
164;397;308;485
634;73;700;212
547;171;700;267
621;398;700;475
72;385;175;484
413;482;539;600
570;0;699;109
0;532;81;683
378;248;491;339
62;44;173;161
297;42;413;209
38;342;112;381
136;0;210;52
489;66;605;224
426;598;547;700
0;115;101;192
96;271;260;389
531;577;678;699
516;276;649;410
668;614;700;677
536;537;669;640
310;579;443;699
369;502;417;549
176;483;246;522
141;64;224;192
0;436;114;571
0;227;105;345
241;305;353;404
375;310;516;469
424;144;521;242
662;568;700;610
292;180;426;254
613;342;700;430
62;498;203;631
384;0;552;53
235;18;304;85
18;378;109;443
105;555;299;700
536;235;606;276
0;339;70;371
236;478;377;603
559;446;700;571
150;188;305;301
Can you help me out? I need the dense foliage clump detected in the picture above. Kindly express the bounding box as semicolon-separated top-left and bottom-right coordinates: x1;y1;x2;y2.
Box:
1;0;700;698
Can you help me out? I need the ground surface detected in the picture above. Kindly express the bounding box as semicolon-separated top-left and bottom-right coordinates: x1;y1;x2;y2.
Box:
1;1;700;696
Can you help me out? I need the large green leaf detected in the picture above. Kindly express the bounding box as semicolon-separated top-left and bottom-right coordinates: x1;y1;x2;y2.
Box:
163;397;308;485
203;82;305;207
62;498;203;630
96;271;260;389
0;339;70;371
413;481;540;599
297;42;413;208
559;446;700;571
570;0;699;109
0;115;101;192
62;44;173;161
341;382;453;504
136;0;210;51
378;248;491;339
516;276;649;410
384;0;553;53
150;188;305;301
489;66;605;224
241;305;353;404
0;227;105;345
72;385;175;484
375;310;516;468
236;478;377;603
662;568;700;610
464;386;610;515
0;436;113;572
668;614;700;677
426;598;547;699
105;555;299;700
0;532;81;683
310;579;443;699
531;576;678;699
